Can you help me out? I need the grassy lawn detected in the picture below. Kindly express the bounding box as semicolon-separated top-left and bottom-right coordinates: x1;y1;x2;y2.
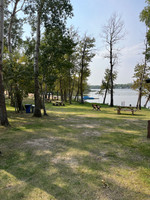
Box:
0;101;150;200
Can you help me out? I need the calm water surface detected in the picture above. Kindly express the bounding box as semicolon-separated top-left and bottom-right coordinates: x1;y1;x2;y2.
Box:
86;89;150;108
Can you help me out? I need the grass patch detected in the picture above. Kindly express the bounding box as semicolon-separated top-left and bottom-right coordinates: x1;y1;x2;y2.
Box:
0;102;150;200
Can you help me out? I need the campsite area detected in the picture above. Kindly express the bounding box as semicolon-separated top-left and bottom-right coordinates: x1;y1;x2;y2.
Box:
0;102;150;200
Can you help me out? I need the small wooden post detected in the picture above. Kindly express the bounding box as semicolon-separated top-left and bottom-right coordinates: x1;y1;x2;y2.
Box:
147;120;150;138
117;107;121;114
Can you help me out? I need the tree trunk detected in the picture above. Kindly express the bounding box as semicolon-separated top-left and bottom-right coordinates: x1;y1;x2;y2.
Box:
80;70;84;103
33;10;42;117
110;43;114;107
103;87;108;104
0;0;9;126
68;70;72;104
74;78;80;102
48;92;50;100
42;94;48;116
136;90;142;110
103;72;111;104
60;78;63;101
69;78;75;104
64;89;67;102
10;85;15;106
14;85;23;112
144;94;150;108
40;79;48;116
45;84;47;99
57;91;59;100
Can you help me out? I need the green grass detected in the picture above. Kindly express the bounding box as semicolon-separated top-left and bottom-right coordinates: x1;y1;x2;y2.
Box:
0;101;150;200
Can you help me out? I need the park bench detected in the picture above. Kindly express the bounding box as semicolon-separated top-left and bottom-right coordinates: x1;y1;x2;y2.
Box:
115;106;137;115
92;104;101;111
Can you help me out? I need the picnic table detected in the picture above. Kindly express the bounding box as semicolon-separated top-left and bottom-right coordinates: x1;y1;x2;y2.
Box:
115;106;137;115
52;101;65;106
92;104;101;111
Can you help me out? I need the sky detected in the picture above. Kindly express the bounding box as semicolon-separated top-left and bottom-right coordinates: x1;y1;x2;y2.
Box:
67;0;147;85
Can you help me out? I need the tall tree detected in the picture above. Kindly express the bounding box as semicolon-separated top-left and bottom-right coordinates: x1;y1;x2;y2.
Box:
140;0;150;60
136;41;148;109
78;35;95;103
132;63;150;109
102;13;125;107
33;2;43;117
7;0;26;54
40;26;76;105
0;0;9;126
4;0;26;107
25;0;73;117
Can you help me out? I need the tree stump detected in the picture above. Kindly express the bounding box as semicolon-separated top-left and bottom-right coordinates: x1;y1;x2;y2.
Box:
147;120;150;138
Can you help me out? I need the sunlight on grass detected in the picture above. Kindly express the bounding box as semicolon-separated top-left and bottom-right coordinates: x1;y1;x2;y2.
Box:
102;166;150;196
0;103;150;200
53;177;69;188
26;187;56;200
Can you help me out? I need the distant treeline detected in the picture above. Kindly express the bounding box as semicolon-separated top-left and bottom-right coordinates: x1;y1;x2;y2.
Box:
90;83;133;89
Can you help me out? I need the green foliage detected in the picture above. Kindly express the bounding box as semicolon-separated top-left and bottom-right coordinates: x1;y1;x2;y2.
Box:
3;51;34;105
77;35;95;103
114;83;133;89
90;83;133;90
140;0;150;61
100;68;117;91
132;63;150;96
24;0;73;32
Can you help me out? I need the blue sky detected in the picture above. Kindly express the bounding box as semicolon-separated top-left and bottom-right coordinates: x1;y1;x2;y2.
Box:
67;0;147;85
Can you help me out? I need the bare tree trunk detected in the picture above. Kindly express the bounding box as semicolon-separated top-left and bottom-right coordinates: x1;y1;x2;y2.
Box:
69;77;75;104
10;84;15;106
40;79;48;116
80;69;84;103
60;78;63;101
68;70;72;104
103;74;110;104
14;85;23;112
48;92;50;100
0;0;9;126
110;43;114;107
103;88;108;104
33;10;42;117
144;94;150;108
42;94;48;116
57;91;59;100
64;89;67;102
45;84;47;99
80;44;86;104
74;78;80;101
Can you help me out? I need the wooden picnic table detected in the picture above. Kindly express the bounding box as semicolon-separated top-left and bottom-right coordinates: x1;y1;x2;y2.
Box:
52;101;65;106
115;106;137;115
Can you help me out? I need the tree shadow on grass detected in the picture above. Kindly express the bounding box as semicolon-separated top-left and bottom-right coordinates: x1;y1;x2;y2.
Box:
0;110;150;199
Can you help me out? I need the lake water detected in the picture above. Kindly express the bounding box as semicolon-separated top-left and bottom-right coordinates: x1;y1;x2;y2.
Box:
85;89;150;108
